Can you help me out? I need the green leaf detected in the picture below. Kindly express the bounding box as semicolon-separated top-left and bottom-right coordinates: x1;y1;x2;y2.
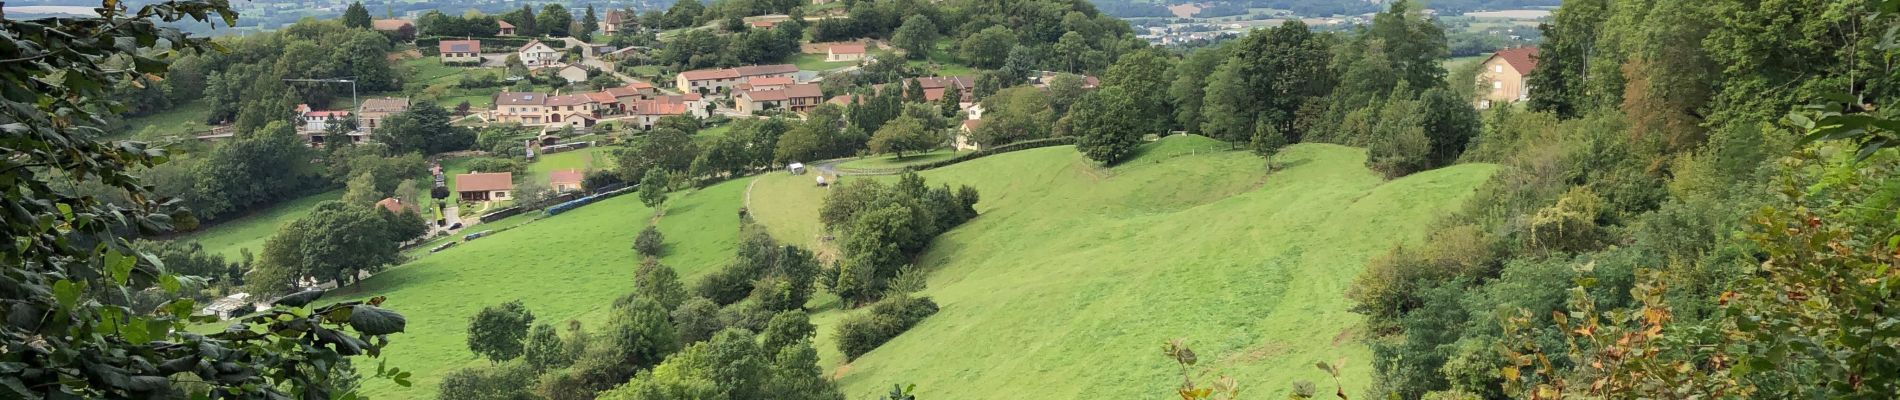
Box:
53;280;82;312
105;248;135;287
348;305;406;335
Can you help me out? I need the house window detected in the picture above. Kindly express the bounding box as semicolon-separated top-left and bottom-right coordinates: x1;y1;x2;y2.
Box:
1492;81;1503;90
1493;65;1503;73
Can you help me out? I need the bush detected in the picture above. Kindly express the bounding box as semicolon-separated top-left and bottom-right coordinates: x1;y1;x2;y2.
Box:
670;297;724;344
633;225;664;257
717;299;777;333
833;295;939;360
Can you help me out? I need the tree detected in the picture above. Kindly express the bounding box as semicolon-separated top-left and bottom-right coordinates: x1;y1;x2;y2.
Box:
1200;57;1250;144
539;4;573;38
580;5;600;41
760;310;816;353
1364;94;1431;178
1102;48;1174;134
605;297;681;370
342;172;383;205
522;324;572;371
664;0;705;30
1045;73;1087;114
1525;0;1608;118
1071;87;1144;164
1169;46;1227;134
342;1;373;29
512;5;539;36
373;101;476;155
868;115;940;158
1418;88;1480;166
635;259;690;311
639;168;670;207
670;297;724;344
468;301;537;363
891;15;938;60
635;225;666;257
1366;0;1448;89
767;342;846;400
959;26;1017;69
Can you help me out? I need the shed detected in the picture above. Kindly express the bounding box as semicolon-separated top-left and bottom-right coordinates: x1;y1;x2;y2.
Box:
787;162;806;175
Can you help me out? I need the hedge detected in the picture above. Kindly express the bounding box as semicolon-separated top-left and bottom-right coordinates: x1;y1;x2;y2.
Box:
834;295;939;360
835;137;1079;175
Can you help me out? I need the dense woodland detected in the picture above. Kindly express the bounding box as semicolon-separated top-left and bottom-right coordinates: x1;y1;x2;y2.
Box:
12;0;1900;398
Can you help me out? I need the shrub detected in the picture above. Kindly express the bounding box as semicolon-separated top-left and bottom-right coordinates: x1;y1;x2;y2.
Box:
633;225;664;257
717;299;777;333
670;297;724;344
834;296;939;360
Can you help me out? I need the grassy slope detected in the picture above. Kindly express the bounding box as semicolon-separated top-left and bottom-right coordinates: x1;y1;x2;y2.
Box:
116;99;212;139
351;178;749;399
180;190;343;259
791;53;856;71
750;136;1498;398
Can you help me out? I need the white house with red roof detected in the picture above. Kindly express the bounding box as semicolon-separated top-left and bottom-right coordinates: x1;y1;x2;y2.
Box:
518;40;561;67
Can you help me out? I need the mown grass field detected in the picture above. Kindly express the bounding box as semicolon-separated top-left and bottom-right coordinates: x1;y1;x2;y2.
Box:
750;136;1499;398
791;53;857;71
347;178;751;398
178;190;342;259
116;99;212;140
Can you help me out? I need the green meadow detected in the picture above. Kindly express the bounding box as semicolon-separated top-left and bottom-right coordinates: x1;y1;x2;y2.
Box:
751;136;1498;398
251;135;1495;399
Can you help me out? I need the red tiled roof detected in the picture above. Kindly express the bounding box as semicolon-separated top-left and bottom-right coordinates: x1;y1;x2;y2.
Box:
306;110;350;118
603;85;645;98
783;83;823;99
743;89;789;102
495;92;546;106
361;98;409;113
961;119;982;131
604;10;624;25
680;68;741;81
585;92;617;104
375;198;406;213
544;94;593;107
629;81;655;89
518;39;550;54
679;93;703;101
549;169;584;186
1493;47;1540;74
827;95;855;105
734;64;798;77
497;20;514;29
749;76;795;86
829;44;866;54
456;172;513;192
750;20;776;28
633;100;689;115
439;40;480;54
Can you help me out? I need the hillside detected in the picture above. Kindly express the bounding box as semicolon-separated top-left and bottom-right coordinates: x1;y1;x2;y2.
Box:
750;136;1499;398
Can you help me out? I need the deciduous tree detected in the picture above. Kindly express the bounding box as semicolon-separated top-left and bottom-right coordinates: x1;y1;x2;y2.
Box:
468;301;537;363
1071;86;1144;164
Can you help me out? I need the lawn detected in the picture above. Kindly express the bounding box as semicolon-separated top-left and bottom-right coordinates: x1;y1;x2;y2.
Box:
749;135;1500;399
790;53;856;71
176;189;343;260
346;178;751;399
902;39;977;77
528;147;613;177
834;149;961;170
115;98;212;140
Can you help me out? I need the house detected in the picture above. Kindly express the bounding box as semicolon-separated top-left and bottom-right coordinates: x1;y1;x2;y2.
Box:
543;94;600;128
497;20;516;36
557;65;590;83
626;94;707;130
518;40;561;67
357;97;409;132
674;64;799;93
827;44;866;62
877;76;976;103
492;92;548;125
375;198;408;213
586;91;620;114
455;172;513;202
370;19;413;33
676;68;742;93
549;169;584;192
1477;47;1538;108
603;10;626;35
955;119;983;151
736;76;795;91
292;104;366;145
735;83;823;113
438;40;481;63
750;20;777;29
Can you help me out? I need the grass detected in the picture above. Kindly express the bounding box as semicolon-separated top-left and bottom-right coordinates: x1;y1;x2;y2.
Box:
348;178;751;399
790;53;856;71
748;135;1500;398
528;147;613;177
901;39;977;77
834;149;961;170
116;99;212;140
176;190;343;260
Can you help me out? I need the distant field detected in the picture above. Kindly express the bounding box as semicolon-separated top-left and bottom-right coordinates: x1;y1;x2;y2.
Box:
117;99;212;140
1463;9;1553;19
791;53;856;71
178;190;343;260
749;136;1500;398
